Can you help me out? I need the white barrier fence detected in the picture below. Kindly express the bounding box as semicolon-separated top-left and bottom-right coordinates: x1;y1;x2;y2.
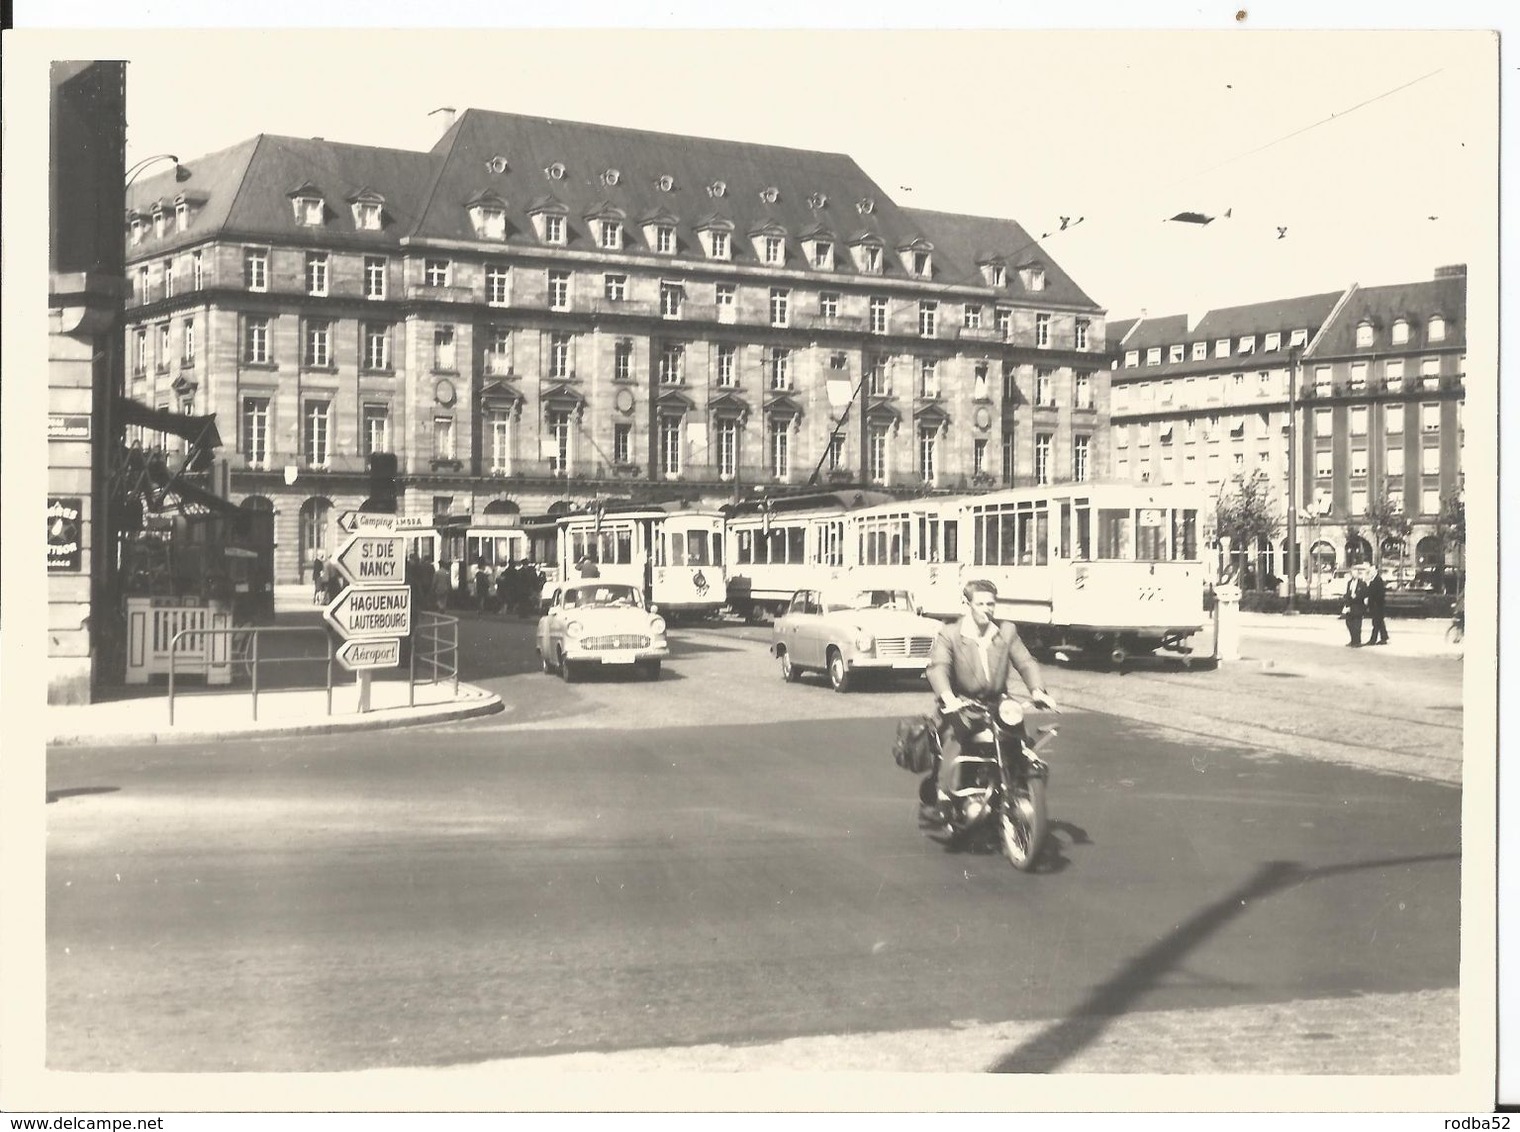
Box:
125;596;233;685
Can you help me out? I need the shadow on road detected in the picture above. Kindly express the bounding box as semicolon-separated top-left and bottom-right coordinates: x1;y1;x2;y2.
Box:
46;786;121;804
988;850;1459;1073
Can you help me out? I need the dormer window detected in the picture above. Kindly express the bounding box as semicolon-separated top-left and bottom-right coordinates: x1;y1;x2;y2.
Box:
709;230;730;259
1238;335;1256;355
468;195;509;241
1290;328;1308;347
128;216;144;246
812;240;834;269
599;220;622;250
152;208;166;239
1192;342;1207;361
1429;315;1446;342
852;242;884;274
348;189;385;231
1168;344;1184;363
656;225;676;254
1020;265;1045;291
913;251;931;276
764;235;784;264
1265;332;1281;351
1391;319;1409;345
980;262;1008;287
1214;338;1230;358
174;200;189;230
1125;350;1139;367
293;196;324;226
898;240;933;278
1355;321;1375;347
1146;347;1162;366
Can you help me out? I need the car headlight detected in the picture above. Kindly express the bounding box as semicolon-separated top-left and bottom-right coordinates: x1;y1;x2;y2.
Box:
564;620;585;639
853;628;874;652
650;616;667;635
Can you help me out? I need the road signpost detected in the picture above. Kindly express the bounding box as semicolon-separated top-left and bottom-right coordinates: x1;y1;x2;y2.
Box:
324;530;412;711
337;637;402;672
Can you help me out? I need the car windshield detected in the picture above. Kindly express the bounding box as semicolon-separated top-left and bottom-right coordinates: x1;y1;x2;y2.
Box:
822;589;916;613
563;584;643;609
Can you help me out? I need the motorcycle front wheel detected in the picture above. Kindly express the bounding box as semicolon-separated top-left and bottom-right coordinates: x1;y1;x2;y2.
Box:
999;776;1047;871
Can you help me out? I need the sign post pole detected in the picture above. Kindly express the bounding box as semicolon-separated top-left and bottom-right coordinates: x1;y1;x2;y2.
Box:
357;670;372;713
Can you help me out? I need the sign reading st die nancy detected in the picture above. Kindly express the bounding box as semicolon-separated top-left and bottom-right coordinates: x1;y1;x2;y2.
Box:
332;533;406;587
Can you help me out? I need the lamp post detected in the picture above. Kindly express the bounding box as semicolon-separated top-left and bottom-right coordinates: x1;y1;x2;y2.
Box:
1285;345;1302;613
125;153;181;188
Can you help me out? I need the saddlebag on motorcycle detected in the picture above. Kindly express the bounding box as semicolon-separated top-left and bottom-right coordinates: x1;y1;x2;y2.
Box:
892;715;937;774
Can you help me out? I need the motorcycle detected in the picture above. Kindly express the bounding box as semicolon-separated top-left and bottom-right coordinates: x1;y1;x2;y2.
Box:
918;698;1057;871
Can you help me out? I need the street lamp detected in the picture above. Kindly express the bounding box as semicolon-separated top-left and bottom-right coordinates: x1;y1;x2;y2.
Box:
1285;345;1301;613
125;153;181;188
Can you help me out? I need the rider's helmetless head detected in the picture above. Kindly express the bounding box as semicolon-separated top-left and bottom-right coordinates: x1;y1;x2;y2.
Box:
963;579;998;629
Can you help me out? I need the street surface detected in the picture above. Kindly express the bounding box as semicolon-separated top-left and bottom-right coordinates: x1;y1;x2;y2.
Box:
46;613;1463;1072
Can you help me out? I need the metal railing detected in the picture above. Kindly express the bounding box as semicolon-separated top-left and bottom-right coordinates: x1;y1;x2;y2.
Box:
168;624;334;725
410;610;460;704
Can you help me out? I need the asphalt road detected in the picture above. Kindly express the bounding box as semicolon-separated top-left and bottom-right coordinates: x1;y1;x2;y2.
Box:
45;615;1461;1072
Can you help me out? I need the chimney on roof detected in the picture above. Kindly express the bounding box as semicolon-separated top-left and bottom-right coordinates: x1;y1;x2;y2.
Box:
1433;263;1466;279
429;106;457;137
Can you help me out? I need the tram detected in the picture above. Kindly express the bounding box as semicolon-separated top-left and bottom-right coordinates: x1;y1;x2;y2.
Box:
556;502;727;618
722;490;892;621
842;496;966;620
949;482;1209;663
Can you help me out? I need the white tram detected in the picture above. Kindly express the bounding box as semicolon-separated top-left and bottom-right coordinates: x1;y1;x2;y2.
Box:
723;491;891;621
947;482;1209;663
556;503;727;618
843;497;966;619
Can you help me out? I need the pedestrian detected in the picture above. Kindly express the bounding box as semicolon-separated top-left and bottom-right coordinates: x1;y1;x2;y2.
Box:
496;562;513;615
474;561;491;612
1365;563;1389;645
433;560;454;612
1342;564;1369;647
575;548;601;579
311;556;325;604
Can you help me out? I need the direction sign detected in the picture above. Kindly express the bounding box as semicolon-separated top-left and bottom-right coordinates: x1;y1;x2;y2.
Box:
323;585;412;638
333;533;406;587
338;510;395;534
336;637;401;671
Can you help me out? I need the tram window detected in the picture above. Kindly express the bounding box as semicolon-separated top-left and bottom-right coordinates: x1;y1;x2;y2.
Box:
737;530;753;565
712;533;723;566
1172;509;1199;560
1075;506;1091;561
999;512;1019;566
788;526;805;563
1136;508;1167;561
889;531;902;565
1097;509;1133;560
943;521;958;563
669;532;686;566
763;528;785;563
1035;511;1050;566
1059;504;1071;558
685;531;708;566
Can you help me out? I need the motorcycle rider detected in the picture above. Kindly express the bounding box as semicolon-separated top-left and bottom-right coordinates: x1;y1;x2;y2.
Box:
922;578;1059;824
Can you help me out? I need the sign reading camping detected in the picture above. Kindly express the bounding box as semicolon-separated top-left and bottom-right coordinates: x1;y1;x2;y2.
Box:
332;534;405;587
324;586;412;639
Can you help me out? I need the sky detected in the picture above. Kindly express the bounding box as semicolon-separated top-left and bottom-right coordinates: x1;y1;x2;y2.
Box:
88;22;1497;323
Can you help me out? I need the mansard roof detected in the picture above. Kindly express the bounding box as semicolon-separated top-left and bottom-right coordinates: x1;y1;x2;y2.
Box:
1310;272;1466;357
900;207;1101;309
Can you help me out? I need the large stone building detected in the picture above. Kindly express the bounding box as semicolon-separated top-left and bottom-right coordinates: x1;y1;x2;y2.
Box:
122;109;1107;582
1107;265;1466;590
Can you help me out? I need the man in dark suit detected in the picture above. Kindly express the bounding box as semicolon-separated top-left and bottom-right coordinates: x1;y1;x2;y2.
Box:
1365;564;1390;645
1344;565;1369;647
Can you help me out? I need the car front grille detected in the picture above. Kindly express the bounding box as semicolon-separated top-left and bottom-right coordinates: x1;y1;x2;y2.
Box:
875;636;934;658
582;634;651;650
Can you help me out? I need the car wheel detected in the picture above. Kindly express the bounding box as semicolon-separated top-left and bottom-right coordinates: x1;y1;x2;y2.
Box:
827;647;852;693
539;648;556;675
779;649;802;683
559;650;579;683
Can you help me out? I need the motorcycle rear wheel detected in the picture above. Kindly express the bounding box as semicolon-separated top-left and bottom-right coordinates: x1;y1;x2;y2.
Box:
999;777;1047;871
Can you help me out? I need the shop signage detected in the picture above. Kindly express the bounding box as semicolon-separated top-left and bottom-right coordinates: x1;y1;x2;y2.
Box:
47;497;83;571
48;414;92;441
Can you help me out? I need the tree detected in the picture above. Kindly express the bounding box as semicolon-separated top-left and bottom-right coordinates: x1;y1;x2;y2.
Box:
1213;472;1282;588
1435;492;1466;593
1364;488;1413;577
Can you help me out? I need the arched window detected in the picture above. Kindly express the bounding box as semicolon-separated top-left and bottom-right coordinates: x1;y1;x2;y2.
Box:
299;496;333;564
1344;534;1372;566
1309;540;1337;573
239;495;274;512
483;499;521;516
1415;535;1442;568
546;499;575;516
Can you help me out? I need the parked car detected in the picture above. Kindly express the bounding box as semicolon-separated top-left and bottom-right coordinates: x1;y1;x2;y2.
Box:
536;582;669;681
770;587;944;692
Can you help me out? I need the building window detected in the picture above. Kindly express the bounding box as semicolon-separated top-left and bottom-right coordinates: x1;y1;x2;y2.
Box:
820;292;839;320
544;214;565;245
770;288;790;327
191;251;204;291
1315;450;1334;478
1313;407;1332;435
425;259;450;287
362;404;390;456
1355;321;1374;348
763;235;783;264
716;282;735;310
1035;314;1052;349
869;426;889;483
1391;319;1409;345
550;332;572;379
1074;371;1092;409
1189;341;1205;362
548;271;570;311
354;201;382;231
717;344;736;387
1169;344;1184;364
1124;350;1139;368
364;256;387;300
862;245;882;272
769;420;790;480
305;252;329;297
434;416;456;462
1314;367;1332;396
364;323;391;371
1421;488;1441;514
1386;444;1405;477
660;343;684;384
1238;335;1256;355
867;355;890;396
241;398;270;468
304;319;332;368
1211;338;1228;359
994;307;1013;342
294;196;324;226
1072;435;1090;482
828;433;845;472
710;230;730;259
973;362;989;400
433;326;457;372
913;250;932;278
599;220;622;250
487;409;512;474
1351;447;1369;477
161;258;174;299
1387;404;1405;434
964;304;982;330
486;265;510;306
1421;402;1440;432
870;297;888;335
1350;490;1367;516
613;423;632;466
614;339;633;382
917;426;937;483
919;301;937;338
813;241;833;269
717;419;738;479
1034;433;1052;485
661;281;685;319
973;437;989;477
484;327;511;376
659;417;683;477
1421;445;1442;476
245;316;271;364
604;274;626;302
1035;368;1054;406
304;401;331;467
156;324;171;372
1350;362;1368;391
1075;318;1090;350
1429;316;1446;342
1146;347;1161;366
770;347;791;390
1420;358;1440;390
182;318;195;365
919;358;939;398
656;225;676;254
1349;406;1368;435
244;248;267;292
1385;359;1404;391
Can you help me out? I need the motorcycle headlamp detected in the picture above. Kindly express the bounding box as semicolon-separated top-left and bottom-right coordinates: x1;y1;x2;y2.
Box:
997;699;1025;728
565;620;585;639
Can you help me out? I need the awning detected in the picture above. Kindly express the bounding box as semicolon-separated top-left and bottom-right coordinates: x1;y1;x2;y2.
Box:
116;397;223;449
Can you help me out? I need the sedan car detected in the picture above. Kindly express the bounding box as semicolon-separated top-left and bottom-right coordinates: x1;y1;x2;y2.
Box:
537;582;669;681
770;587;945;692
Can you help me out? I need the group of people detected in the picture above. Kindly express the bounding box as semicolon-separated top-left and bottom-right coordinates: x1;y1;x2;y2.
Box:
1341;562;1391;647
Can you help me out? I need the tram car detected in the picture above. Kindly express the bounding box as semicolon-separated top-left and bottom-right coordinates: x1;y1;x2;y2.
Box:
722;491;892;621
556;502;727;619
842;496;966;620
944;482;1209;664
